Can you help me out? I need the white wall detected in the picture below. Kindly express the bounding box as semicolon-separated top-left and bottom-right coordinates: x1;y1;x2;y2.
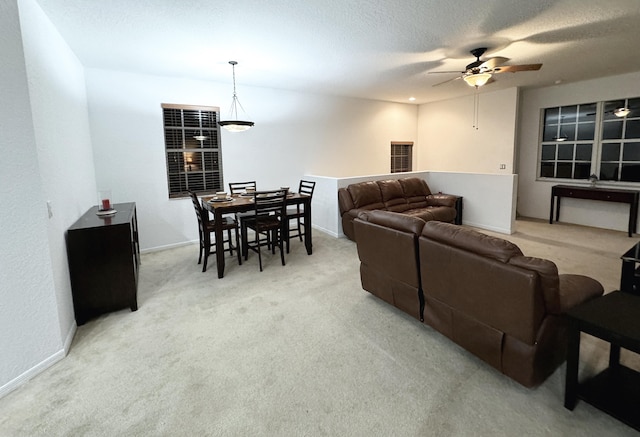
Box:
1;0;67;397
417;87;519;174
517;71;640;232
20;0;96;349
85;69;418;251
426;172;517;234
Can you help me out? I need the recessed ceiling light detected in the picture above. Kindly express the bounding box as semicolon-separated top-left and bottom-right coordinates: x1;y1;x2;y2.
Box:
408;97;416;101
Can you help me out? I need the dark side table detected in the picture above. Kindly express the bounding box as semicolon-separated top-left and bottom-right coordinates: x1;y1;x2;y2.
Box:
564;291;640;431
621;242;640;294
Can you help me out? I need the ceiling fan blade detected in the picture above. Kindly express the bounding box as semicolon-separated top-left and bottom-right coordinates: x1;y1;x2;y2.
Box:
493;63;542;73
480;56;509;70
432;76;462;87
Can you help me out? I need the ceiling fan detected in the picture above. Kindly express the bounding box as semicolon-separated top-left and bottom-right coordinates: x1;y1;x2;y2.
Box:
429;47;542;88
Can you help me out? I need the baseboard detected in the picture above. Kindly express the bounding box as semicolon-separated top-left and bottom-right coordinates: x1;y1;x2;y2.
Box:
63;321;77;354
0;348;66;399
0;321;77;400
465;220;514;235
141;240;197;254
311;224;339;238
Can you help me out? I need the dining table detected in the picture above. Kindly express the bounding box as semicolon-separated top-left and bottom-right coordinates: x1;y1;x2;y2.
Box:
202;191;313;278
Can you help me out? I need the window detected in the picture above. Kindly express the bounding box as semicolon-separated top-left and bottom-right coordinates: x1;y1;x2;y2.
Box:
539;103;596;180
539;97;640;183
391;142;413;173
162;104;223;198
600;98;640;182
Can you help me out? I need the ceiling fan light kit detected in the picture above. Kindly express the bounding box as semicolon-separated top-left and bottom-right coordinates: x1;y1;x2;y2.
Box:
463;72;492;87
218;60;254;132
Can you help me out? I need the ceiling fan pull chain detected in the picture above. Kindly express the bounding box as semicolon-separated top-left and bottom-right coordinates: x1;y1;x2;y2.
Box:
473;89;480;130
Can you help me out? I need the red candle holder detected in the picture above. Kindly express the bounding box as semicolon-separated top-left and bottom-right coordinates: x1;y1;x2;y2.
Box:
98;190;112;211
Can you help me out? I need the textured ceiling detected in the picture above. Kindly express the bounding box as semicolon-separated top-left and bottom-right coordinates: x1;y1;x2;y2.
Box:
34;0;640;104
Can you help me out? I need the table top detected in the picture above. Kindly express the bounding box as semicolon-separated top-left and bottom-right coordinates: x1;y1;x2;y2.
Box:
567;291;640;343
202;192;309;213
622;243;640;262
68;202;136;230
553;184;640;195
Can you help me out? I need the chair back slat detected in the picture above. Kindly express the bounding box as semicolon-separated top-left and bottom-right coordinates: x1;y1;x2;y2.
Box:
299;180;316;197
253;190;287;217
229;181;257;195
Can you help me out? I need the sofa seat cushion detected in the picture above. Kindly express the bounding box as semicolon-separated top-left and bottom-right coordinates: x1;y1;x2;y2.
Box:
402;206;456;223
402;208;434;221
423;206;456;222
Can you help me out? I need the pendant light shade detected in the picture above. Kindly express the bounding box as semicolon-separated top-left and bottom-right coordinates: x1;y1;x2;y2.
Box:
218;61;254;132
614;107;631;117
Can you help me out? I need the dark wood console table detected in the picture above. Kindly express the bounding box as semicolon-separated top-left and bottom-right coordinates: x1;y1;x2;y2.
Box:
549;185;639;237
564;291;640;431
66;202;140;325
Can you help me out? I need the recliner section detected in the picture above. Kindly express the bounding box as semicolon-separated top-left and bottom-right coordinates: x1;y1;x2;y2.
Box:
353;211;604;388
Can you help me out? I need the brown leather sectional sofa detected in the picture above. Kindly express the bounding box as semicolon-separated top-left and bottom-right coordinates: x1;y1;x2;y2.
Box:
338;177;458;241
353;210;604;388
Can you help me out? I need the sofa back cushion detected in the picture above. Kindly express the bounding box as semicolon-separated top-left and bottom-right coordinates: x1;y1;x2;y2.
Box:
377;179;410;212
419;222;546;345
355;211;425;289
421;221;522;262
400;177;431;208
347;181;384;210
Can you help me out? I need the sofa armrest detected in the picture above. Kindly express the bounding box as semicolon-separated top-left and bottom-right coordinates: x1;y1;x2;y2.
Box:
338;188;355;215
508;256;604;314
426;193;457;208
557;274;604;313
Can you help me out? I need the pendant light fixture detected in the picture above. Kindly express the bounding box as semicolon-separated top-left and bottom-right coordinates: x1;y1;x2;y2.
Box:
614;107;631;117
218;61;254;132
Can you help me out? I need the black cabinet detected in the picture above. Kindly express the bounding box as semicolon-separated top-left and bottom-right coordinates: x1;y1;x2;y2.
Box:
66;202;140;325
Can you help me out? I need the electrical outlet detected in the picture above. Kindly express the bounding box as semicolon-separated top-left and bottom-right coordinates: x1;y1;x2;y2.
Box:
499;164;506;170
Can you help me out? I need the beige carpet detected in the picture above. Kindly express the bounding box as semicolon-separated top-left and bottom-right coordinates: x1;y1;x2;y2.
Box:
0;218;638;436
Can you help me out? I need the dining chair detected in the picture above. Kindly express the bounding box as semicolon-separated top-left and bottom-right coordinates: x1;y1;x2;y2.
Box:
285;180;315;253
243;190;287;272
189;191;240;272
228;180;261;246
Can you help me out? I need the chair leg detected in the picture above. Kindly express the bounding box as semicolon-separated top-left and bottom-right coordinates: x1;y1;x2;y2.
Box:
242;221;249;260
285;218;290;254
256;231;263;272
226;229;234;256
198;230;203;264
202;237;210;273
297;217;303;241
279;229;286;266
271;228;277;254
235;226;242;265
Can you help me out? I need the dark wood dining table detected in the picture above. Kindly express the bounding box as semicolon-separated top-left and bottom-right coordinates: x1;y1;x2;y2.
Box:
202;192;313;278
